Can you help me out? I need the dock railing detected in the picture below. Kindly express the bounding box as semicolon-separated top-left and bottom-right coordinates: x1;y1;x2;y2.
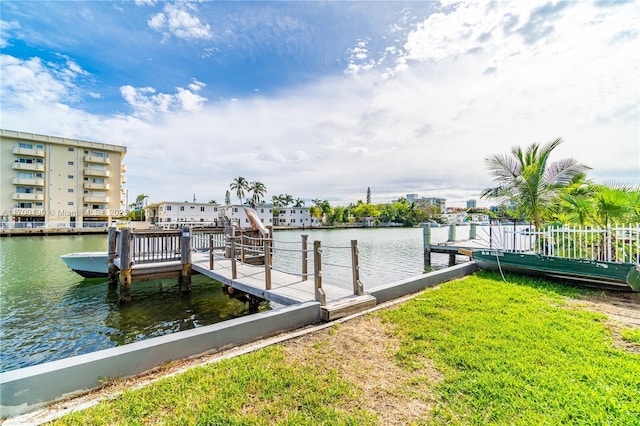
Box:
501;224;639;263
215;227;364;305
109;225;366;305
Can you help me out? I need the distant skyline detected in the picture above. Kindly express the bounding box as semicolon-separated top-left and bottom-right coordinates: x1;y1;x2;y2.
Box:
1;1;638;207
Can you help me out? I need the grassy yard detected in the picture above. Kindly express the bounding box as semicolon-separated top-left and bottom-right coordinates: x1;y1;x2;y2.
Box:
52;272;639;425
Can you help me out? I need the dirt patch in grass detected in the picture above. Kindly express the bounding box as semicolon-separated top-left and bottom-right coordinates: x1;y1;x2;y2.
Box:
569;290;640;353
280;314;442;425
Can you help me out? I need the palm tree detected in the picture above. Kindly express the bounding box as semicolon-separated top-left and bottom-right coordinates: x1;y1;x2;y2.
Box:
481;138;590;229
248;181;267;207
294;198;305;207
230;177;249;204
281;194;294;207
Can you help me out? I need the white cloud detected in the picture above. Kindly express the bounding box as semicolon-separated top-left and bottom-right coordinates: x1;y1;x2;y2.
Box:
148;3;211;41
0;19;20;48
120;80;207;119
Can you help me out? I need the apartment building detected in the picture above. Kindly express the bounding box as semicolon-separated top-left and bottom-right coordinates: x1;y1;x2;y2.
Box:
1;129;127;228
406;194;447;214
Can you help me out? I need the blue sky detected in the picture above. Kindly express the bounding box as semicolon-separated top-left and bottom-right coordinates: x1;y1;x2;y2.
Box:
1;1;638;207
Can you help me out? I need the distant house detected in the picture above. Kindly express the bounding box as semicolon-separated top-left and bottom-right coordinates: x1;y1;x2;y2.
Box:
144;202;314;228
274;206;312;227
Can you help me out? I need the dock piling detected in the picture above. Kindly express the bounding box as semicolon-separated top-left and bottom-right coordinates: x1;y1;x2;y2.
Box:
107;226;118;289
179;226;192;293
314;240;326;305
118;227;132;304
423;224;432;263
351;240;364;296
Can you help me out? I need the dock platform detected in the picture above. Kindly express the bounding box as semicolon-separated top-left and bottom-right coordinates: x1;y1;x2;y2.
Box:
191;251;376;321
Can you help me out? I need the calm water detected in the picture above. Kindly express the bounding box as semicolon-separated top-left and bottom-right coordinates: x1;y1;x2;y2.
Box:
0;226;465;373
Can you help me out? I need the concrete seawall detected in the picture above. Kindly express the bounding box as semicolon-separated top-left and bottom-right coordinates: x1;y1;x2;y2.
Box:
1;262;478;419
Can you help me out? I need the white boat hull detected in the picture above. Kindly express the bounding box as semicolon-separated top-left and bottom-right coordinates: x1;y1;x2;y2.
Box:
60;252;109;278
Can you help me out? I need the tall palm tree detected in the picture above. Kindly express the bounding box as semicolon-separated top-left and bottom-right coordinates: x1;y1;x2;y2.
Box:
294;198;305;207
282;194;294;207
249;181;267;207
229;177;249;204
481;138;590;229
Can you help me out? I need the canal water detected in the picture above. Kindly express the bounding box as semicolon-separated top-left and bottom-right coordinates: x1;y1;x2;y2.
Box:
0;226;465;373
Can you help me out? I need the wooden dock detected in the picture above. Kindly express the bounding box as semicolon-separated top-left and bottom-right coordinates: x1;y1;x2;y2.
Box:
191;251;375;321
108;224;376;321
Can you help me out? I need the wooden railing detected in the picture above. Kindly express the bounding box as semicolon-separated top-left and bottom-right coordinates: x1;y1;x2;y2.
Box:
109;225;364;305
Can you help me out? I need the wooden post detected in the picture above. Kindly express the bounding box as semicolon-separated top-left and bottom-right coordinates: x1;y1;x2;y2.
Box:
264;237;272;290
118;227;132;303
470;223;477;240
209;234;214;270
267;226;274;267
107;226;118;289
231;233;237;279
423;223;431;263
239;228;246;263
301;234;308;281
351;240;364;296
179;226;192;293
314;240;326;305
448;224;456;242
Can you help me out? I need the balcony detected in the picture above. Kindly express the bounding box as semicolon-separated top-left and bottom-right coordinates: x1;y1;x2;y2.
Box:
11;177;45;186
13;162;45;172
12;146;45;157
84;195;109;203
84;168;110;177
84;155;110;165
83;182;110;190
121;164;127;173
12;193;45;201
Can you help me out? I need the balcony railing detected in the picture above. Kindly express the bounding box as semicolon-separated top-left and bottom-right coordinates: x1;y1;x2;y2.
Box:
84;195;110;203
11;177;45;186
84;168;110;177
12;146;45;157
83;182;110;190
13;163;45;172
83;155;110;165
12;193;45;201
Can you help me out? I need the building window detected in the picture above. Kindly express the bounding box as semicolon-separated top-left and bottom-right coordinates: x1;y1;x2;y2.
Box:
68;189;74;193
166;206;172;211
19;143;33;149
68;147;75;152
68;175;74;179
180;206;185;211
68;201;74;206
190;206;194;209
200;207;205;212
68;161;74;166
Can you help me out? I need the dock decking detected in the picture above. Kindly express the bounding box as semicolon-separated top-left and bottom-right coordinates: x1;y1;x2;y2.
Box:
191;251;376;321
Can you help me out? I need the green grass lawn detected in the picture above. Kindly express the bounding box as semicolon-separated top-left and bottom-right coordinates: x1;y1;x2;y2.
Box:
53;271;639;425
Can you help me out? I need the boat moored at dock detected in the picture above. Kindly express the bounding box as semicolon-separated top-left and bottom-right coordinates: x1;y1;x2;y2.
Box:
60;252;109;278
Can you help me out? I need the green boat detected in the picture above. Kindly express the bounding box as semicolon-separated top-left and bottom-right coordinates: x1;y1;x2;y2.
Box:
472;250;640;292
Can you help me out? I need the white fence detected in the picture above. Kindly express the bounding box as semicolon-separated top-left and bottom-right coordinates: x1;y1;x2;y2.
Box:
501;224;640;263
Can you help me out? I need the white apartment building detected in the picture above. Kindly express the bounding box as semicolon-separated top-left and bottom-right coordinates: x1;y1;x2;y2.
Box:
144;202;314;228
274;206;312;227
1;129;126;228
145;203;276;227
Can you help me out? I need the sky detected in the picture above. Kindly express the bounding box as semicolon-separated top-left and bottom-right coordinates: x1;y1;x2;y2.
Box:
1;0;639;208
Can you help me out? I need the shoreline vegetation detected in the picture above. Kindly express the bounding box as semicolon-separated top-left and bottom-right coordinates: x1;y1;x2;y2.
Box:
33;272;639;425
